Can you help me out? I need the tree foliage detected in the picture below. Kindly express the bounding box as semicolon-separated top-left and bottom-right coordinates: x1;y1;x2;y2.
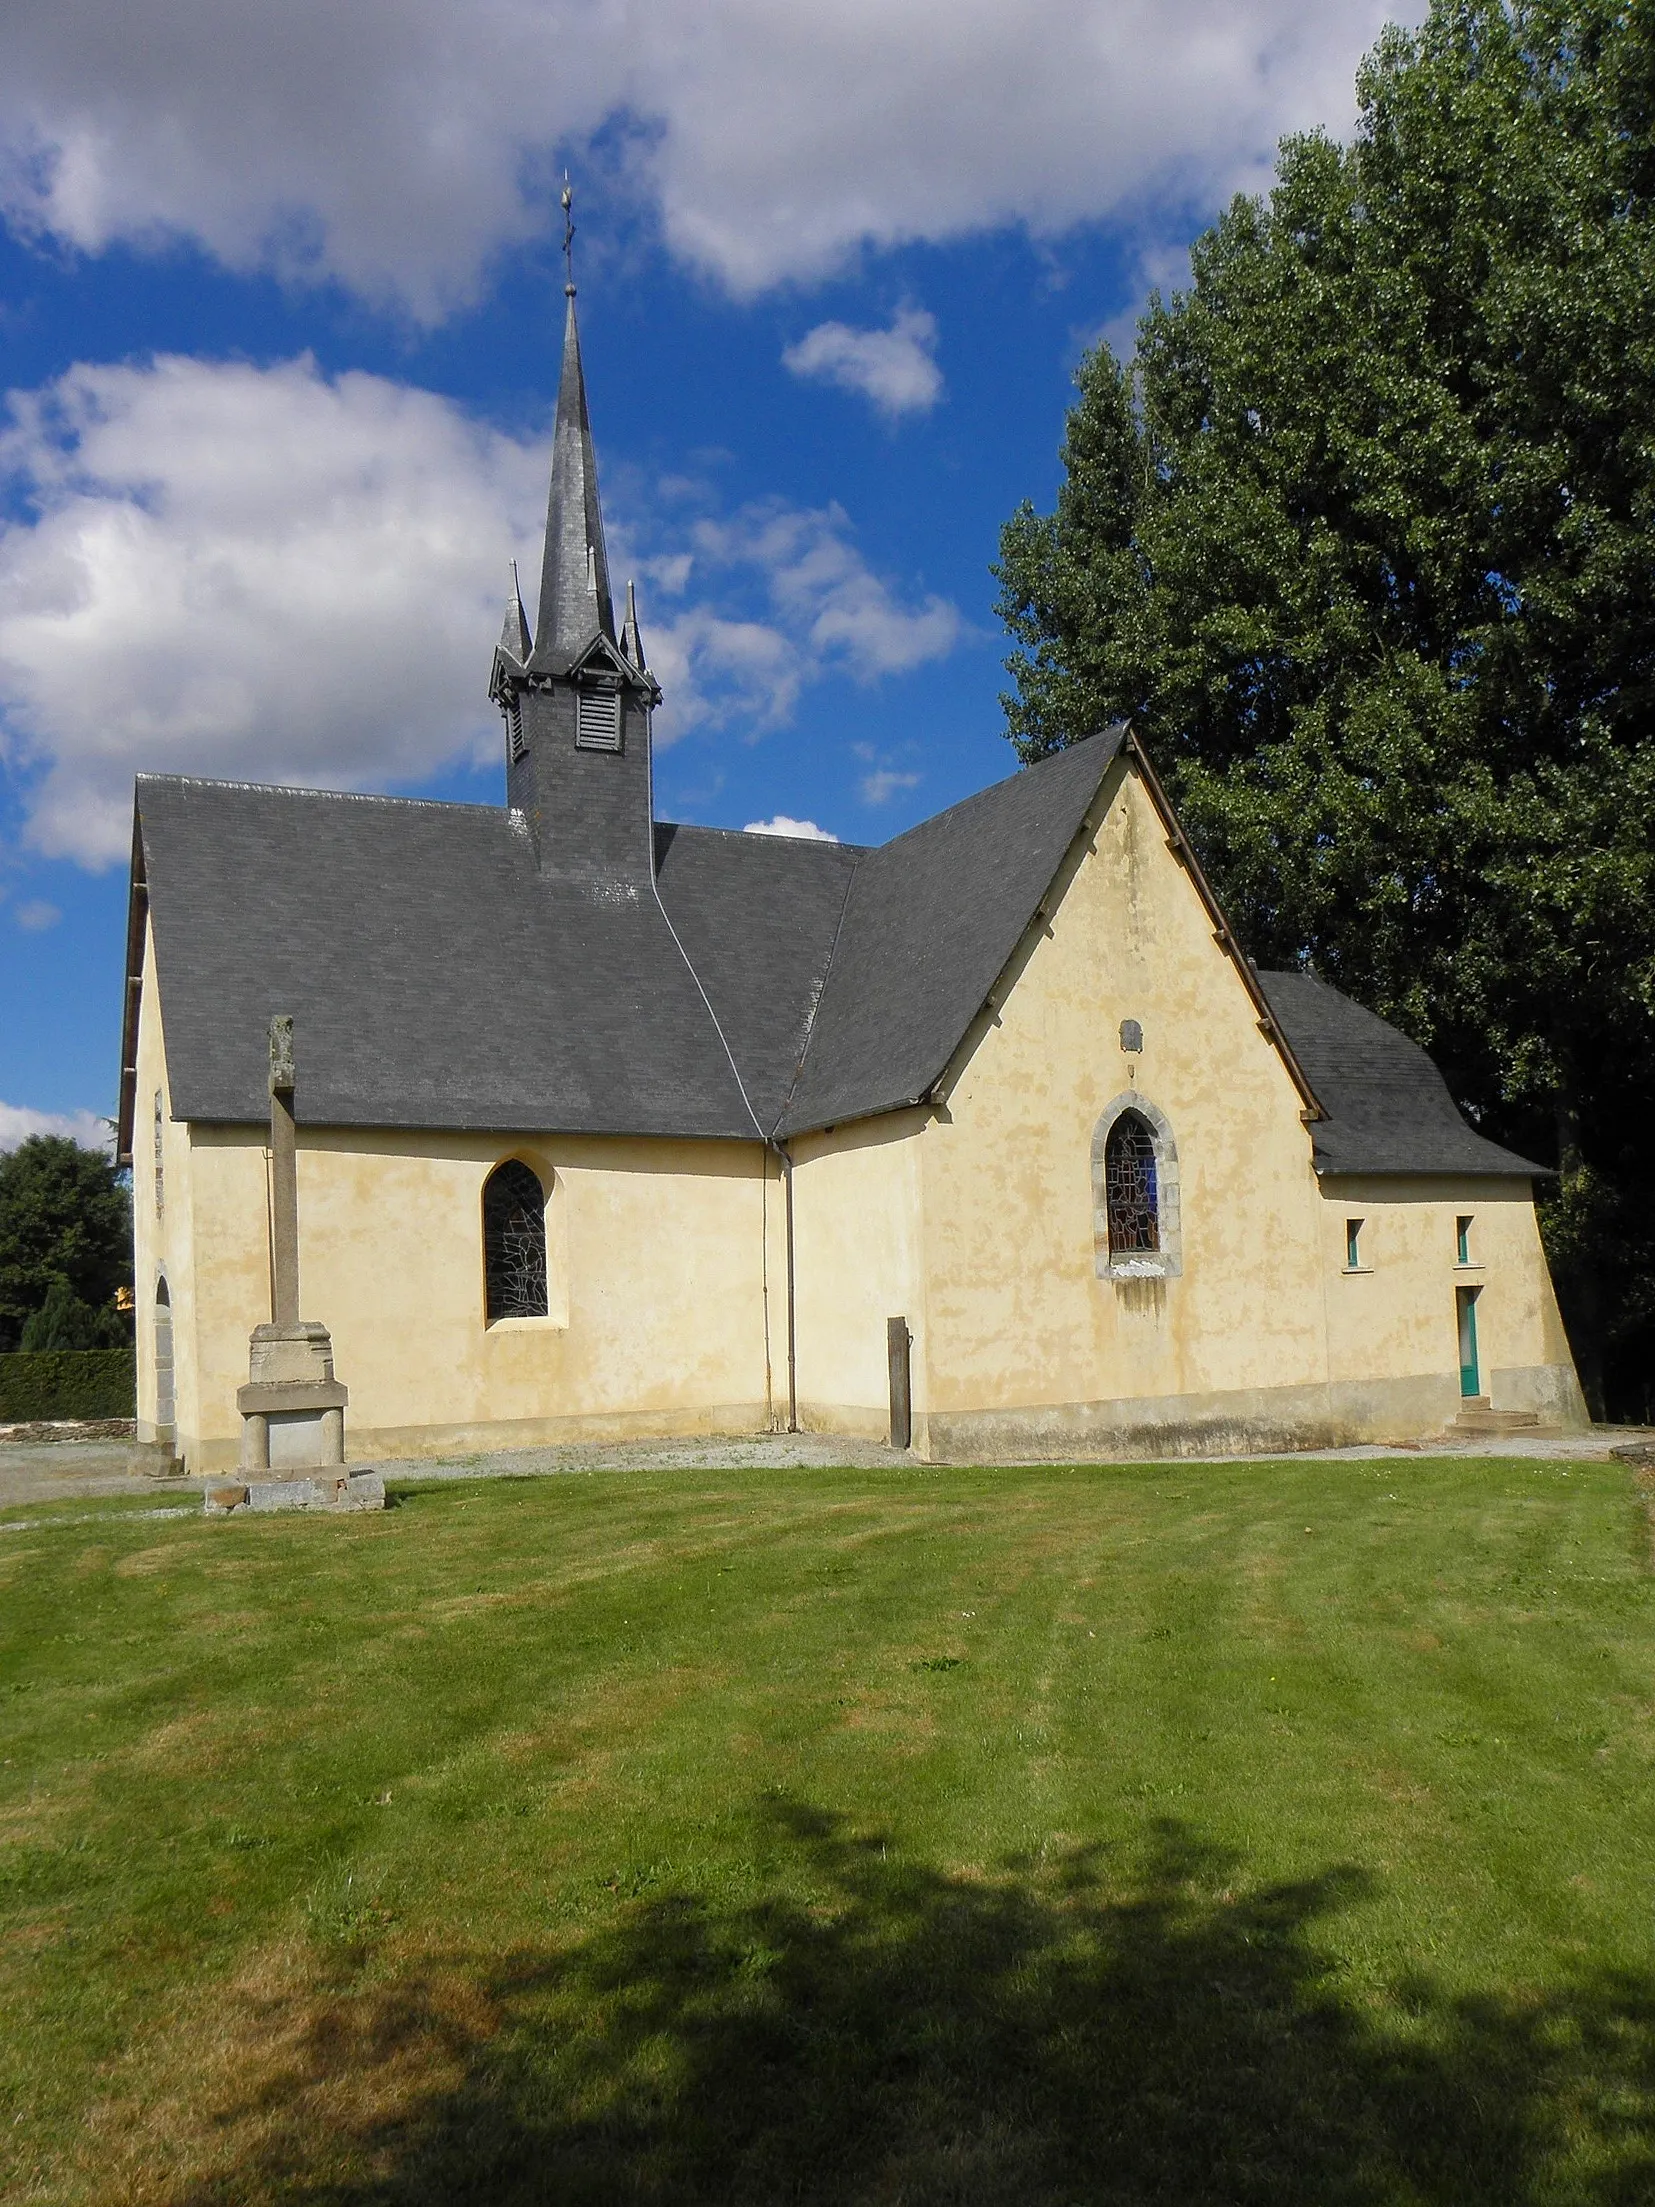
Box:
0;1135;132;1353
18;1277;128;1353
996;0;1655;1415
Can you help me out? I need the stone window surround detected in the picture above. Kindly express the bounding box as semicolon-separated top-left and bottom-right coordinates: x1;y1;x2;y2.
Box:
1092;1091;1182;1281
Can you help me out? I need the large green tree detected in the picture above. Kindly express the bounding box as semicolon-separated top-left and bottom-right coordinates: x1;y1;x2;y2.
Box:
0;1135;132;1354
996;0;1655;1416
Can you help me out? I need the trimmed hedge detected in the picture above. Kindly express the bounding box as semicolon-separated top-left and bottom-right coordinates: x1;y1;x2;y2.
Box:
0;1349;136;1421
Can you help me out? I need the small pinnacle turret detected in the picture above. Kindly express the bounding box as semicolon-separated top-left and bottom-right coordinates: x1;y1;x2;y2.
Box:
621;578;648;674
498;562;530;666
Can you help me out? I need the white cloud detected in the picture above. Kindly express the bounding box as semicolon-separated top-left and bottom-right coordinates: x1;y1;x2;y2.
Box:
0;354;960;863
742;815;837;841
637;497;963;745
13;897;59;929
783;307;942;419
0;353;544;864
0;2;1421;312
859;767;921;806
0;1101;110;1151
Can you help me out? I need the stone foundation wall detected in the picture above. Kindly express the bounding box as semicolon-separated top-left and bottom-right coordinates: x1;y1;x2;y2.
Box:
178;1398;778;1474
914;1363;1587;1464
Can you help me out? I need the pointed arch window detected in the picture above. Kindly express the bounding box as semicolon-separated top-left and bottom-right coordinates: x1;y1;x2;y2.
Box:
483;1161;548;1322
153;1274;174;1436
1091;1094;1182;1280
1105;1112;1159;1256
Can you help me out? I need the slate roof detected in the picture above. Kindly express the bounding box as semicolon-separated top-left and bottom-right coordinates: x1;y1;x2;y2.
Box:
1257;970;1545;1178
651;819;861;1134
120;733;1541;1181
130;779;756;1141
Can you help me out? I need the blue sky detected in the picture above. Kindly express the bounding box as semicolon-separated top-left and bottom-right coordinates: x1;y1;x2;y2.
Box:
0;0;1410;1141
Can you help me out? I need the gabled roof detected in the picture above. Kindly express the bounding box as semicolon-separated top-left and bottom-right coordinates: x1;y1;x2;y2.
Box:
1257;971;1545;1178
116;737;1540;1183
118;734;1130;1152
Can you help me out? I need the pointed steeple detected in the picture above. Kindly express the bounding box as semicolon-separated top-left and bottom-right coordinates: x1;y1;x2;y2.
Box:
491;215;662;886
621;578;648;674
532;290;615;665
498;561;531;666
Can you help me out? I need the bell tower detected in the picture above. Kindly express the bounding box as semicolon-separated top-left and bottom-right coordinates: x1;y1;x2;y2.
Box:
490;229;661;889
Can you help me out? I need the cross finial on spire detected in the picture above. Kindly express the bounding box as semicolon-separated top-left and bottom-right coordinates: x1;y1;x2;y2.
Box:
561;176;575;298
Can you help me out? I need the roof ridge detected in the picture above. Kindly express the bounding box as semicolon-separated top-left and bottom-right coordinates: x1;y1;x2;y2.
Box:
866;727;1112;857
660;818;867;854
134;774;505;817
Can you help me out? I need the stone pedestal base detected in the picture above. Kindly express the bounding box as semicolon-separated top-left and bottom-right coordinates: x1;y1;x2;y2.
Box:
205;1469;385;1515
237;1321;348;1475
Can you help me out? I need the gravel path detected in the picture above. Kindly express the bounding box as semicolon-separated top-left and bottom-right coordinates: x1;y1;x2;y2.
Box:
3;1419;1650;1515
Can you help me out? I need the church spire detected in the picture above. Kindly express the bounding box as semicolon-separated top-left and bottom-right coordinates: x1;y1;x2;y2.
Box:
491;198;661;884
531;287;616;666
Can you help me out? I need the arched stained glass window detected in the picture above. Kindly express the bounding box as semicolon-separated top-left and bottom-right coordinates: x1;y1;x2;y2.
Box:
483;1161;548;1322
1105;1112;1159;1257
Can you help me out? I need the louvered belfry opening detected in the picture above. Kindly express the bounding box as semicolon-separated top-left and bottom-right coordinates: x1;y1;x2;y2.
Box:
483;1161;549;1322
575;687;622;751
1105;1112;1160;1257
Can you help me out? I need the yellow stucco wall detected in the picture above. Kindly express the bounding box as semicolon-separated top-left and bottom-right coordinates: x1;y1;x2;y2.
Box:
158;1105;782;1470
1319;1175;1581;1419
131;919;198;1448
888;758;1580;1456
912;757;1322;1442
788;1110;927;1437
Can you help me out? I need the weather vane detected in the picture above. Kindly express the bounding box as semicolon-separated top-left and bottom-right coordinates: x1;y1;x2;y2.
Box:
561;176;575;297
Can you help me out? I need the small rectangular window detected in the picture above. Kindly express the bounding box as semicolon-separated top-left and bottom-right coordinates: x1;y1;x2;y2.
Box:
506;698;526;762
153;1091;165;1218
1456;1214;1473;1265
1345;1218;1363;1270
575;689;622;751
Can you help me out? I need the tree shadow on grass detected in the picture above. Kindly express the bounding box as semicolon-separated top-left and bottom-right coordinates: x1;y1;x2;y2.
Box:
178;1806;1655;2206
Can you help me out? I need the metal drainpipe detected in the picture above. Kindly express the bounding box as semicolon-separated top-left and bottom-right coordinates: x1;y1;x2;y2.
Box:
769;1138;798;1432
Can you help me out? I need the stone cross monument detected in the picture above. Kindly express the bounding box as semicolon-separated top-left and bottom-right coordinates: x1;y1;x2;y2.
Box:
235;1015;349;1474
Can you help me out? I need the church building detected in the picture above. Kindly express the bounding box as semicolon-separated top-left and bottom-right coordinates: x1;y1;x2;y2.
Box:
116;287;1585;1474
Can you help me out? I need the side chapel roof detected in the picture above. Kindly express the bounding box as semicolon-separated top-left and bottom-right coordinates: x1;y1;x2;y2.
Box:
1255;971;1543;1178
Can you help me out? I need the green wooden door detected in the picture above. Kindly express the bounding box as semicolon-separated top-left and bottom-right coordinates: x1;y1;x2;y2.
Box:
1456;1286;1480;1398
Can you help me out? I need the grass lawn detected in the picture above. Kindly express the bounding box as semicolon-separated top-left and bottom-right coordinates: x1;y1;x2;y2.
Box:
1;1455;1653;2204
